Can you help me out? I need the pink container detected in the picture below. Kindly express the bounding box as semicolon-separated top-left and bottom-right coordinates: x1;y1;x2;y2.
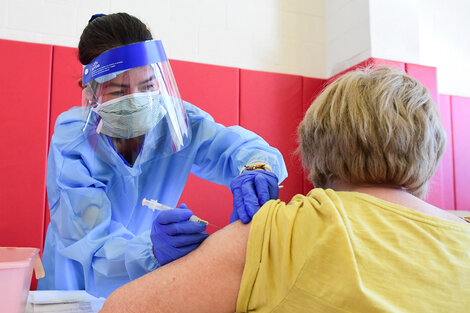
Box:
0;247;44;313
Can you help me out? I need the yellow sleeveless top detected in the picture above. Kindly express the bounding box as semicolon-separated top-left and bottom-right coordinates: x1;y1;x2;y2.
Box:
236;188;470;312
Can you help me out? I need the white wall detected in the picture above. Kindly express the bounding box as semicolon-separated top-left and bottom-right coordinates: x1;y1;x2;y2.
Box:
369;0;420;64
369;0;470;97
1;0;469;97
326;0;370;77
416;0;470;97
0;0;326;78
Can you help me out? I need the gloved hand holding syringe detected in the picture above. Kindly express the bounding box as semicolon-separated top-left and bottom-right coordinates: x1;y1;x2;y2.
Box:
142;198;210;225
147;199;217;266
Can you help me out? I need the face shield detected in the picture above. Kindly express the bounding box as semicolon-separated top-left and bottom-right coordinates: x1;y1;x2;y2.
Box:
82;40;190;154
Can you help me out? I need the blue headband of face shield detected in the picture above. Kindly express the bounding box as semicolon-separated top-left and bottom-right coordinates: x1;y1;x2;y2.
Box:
82;40;168;85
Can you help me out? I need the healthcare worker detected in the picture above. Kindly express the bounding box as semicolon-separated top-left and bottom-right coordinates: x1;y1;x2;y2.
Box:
38;13;287;298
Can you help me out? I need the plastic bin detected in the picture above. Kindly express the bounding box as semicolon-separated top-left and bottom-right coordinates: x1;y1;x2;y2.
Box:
0;247;44;313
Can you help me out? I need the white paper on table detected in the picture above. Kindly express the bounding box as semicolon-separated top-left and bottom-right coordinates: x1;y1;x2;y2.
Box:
26;290;106;313
28;290;104;304
27;302;94;313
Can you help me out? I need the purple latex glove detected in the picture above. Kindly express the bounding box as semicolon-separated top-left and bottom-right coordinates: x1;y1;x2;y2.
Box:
150;203;208;266
230;170;279;223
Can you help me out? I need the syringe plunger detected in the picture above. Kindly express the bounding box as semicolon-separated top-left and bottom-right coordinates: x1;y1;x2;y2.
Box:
142;198;172;211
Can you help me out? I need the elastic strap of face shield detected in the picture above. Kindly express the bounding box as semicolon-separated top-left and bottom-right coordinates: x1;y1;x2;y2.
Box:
83;81;99;108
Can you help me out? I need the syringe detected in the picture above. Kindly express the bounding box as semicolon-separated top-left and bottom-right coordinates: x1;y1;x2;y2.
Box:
142;198;209;225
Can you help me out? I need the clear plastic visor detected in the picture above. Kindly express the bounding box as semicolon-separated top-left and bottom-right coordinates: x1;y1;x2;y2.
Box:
81;41;190;153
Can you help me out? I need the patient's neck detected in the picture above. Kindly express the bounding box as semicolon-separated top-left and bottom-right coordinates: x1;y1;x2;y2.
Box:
329;181;466;224
329;181;407;201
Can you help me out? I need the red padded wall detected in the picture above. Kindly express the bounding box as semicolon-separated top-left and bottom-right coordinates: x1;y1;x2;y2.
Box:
171;60;239;232
0;39;51;250
451;96;470;211
302;77;326;194
240;69;303;202
170;60;239;127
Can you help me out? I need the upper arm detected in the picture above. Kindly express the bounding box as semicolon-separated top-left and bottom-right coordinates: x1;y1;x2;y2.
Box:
101;220;251;313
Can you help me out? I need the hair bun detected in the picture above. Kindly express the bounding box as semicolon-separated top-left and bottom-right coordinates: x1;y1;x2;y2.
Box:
88;13;106;24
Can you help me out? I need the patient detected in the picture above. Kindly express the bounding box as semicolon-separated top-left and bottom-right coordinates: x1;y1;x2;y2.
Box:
100;67;470;313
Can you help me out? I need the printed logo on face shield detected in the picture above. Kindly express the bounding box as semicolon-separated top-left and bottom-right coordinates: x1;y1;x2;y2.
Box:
92;61;100;70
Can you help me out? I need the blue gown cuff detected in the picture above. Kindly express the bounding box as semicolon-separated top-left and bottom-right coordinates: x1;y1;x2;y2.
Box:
125;233;159;280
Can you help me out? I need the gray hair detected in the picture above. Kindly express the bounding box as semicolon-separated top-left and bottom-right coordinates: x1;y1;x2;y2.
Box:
298;66;446;198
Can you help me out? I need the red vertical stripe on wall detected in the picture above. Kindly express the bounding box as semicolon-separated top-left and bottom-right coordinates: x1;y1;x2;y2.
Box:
240;69;304;202
0;40;51;252
433;95;455;210
451;96;470;211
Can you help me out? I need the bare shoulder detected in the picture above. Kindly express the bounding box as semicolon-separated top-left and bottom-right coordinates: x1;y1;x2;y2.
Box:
198;220;251;262
100;221;251;313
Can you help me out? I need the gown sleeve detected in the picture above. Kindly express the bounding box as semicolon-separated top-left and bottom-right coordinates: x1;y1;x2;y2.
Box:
185;103;288;186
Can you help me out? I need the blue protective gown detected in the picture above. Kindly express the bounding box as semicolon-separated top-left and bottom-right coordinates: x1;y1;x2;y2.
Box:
38;101;287;297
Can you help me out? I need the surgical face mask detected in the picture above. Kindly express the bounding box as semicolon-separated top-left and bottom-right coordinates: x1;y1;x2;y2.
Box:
92;92;166;139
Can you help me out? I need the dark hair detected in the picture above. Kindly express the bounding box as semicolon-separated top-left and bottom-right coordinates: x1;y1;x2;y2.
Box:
78;13;153;65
